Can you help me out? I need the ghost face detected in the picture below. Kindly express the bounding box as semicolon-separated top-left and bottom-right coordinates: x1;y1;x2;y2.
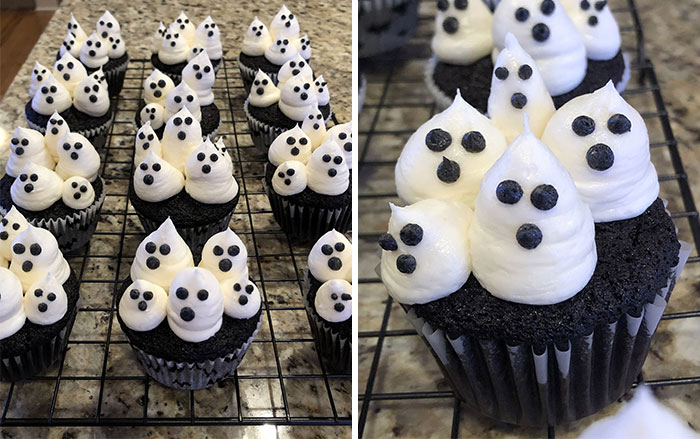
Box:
144;70;175;105
166;267;224;343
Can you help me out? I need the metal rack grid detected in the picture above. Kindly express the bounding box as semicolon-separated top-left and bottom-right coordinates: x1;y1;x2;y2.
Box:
0;58;351;429
357;0;700;437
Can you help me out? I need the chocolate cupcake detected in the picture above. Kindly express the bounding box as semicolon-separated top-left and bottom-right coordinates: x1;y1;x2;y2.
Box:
129;108;239;254
238;6;312;92
358;0;420;58
150;13;223;83
116;221;262;390
0;221;78;381
304;230;352;373
0;122;105;252
57;12;130;97
263;122;352;242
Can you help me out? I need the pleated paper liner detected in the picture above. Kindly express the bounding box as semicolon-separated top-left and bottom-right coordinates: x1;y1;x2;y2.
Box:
102;53;130;98
303;271;351;373
393;241;690;427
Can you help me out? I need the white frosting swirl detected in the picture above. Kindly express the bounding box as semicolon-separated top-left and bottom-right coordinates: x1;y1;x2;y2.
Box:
270;5;300;40
301;106;327;149
31;74;72;116
488;33;555;143
380;199;472;305
0;207;29;261
293;34;311;60
221;275;261;320
248;70;280;108
0;268;25;340
106;33;126;59
161;107;203;172
264;35;299;66
277;55;313;86
327;122;353;170
140;103;166;130
151;22;166;54
431;0;494;65
130;218;194;289
10;224;70;291
308;229;352;282
307;136;349;196
10;162;63;212
182;51;215;106
96;11;121;38
314;75;330;107
80;31;109;69
134;121;162;165
241;17;272;57
470;119;597;305
194;16;222;60
29;61;50;98
164;81;201;122
268;125;312;166
55;131;100;182
172;12;196;45
199;228;249;283
542;81;658;222
272;160;308;196
185;137;238;204
53;51;87;95
315;279;352;322
62;176;95;209
561;0;620;61
45;111;70;162
5;127;54;178
134;150;185;202
0;255;6;269
144;69;175;106
24;273;67;325
167;267;223;343
279;75;317;121
492;0;587;96
73;75;110;117
119;279;168;332
396;93;508;207
159;24;189;65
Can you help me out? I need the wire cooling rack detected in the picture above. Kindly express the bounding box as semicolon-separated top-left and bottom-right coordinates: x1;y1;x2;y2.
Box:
358;0;700;437
0;58;351;429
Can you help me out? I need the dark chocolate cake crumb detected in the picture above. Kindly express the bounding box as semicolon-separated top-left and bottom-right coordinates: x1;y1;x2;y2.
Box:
552;50;626;108
432;55;494;114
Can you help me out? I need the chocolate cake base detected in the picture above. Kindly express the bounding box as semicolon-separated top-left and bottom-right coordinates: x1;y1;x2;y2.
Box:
552;50;626;108
431;55;494;114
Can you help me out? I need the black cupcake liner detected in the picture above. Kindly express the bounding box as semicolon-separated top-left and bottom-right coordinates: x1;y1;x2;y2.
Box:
103;54;130;98
394;241;691;427
26;109;112;151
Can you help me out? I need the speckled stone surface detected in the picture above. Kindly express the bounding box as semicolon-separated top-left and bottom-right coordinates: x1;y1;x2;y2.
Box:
358;0;700;437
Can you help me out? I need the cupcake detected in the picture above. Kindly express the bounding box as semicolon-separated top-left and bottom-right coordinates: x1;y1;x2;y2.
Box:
379;101;688;425
57;11;130;97
135;50;220;139
243;63;333;154
128;108;239;254
150;12;223;83
238;6;313;92
0;122;105;252
304;230;352;372
263;122;352;242
0;220;78;382
115;220;262;390
358;0;420;58
25;61;112;150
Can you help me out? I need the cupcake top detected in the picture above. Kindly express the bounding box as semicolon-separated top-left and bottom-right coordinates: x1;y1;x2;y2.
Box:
240;6;312;64
121;223;259;343
431;0;494;66
59;11;126;67
9;223;71;291
28;66;110;117
541;81;658;222
153;13;223;63
560;0;620;61
307;229;352;323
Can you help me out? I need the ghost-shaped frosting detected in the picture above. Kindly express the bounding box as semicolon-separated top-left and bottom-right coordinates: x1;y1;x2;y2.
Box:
53;51;87;95
184;137;238;204
308;229;352;282
182;51;215;106
432;0;494;65
134;122;162;165
194;16;222;60
541;81;658;222
0;207;29;261
161;107;203;172
55;131;101;182
119;279;168;332
10;225;71;291
469;117;597;305
301;106;327;149
277;55;313;86
5;127;54;178
198;228;249;282
80;31;109;69
29;61;50;98
73;75;110;117
167;267;224;342
0;268;25;340
172;11;196;45
492;0;587;96
380;199;472;305
24;273;68;325
31;73;72;115
315;279;352;322
272;160;308;196
89;67;106;84
306;136;349;196
164;81;201;121
241;17;272;57
130;218;194;289
561;0;620;61
314;75;330;107
293;34;312;60
151;22;167;54
105;31;126;59
268;125;313;166
159;24;189;65
395;93;508;208
140;103;166;130
264;35;299;66
44;111;70;162
62;176;96;210
270;5;300;39
144;69;175;106
96;11;121;38
279;75;318;121
10;162;64;212
60;13;88;58
134;150;185;202
221;273;261;319
248;70;280;108
327;122;353;169
488;33;555;143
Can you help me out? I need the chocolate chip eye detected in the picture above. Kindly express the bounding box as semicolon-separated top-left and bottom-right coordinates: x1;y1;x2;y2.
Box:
518;65;533;80
130;289;140;300
540;0;555;15
607;114;631;134
462;131;485;153
95;41;101;48
515;7;529;21
87;40;92;46
436;157;460;183
454;0;468;10
595;0;607;11
57;64;64;71
379;233;398;251
140;163;148;171
228;245;240;256
425;128;451;152
442;17;459;34
197;289;208;301
588;16;598;26
186;95;194;102
333;156;343;164
145;241;156;254
262;79;268;85
174;96;181;103
572;115;595;136
321;244;333;255
400;223;423;246
496;180;523;204
322;154;331;163
586;144;614;171
149;82;157;89
21;139;29;146
160;244;170;255
532;23;550;42
30;173;38;181
511;92;527;109
41;86;48;94
516;224;542;249
495;67;509;80
530;184;558;210
396;254;416;274
174;117;182;126
580;0;590;9
185;117;193;125
176;287;188;299
13;243;25;254
437;0;448;11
